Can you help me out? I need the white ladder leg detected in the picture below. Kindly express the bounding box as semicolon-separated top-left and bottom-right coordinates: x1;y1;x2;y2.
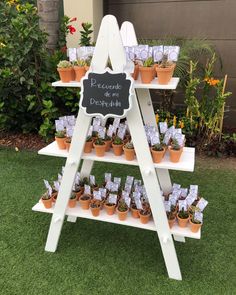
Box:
127;93;182;280
45;109;92;252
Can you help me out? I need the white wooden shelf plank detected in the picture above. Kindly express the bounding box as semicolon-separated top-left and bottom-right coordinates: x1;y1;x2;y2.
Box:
32;201;201;239
52;77;180;90
38;141;195;172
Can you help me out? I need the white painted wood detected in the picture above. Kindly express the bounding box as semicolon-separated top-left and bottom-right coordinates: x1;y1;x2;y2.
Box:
173;235;186;243
156;169;173;195
32;201;201;239
136;89;157;126
67;216;77;223
52;77;179;90
80;159;94;178
120;21;138;46
38;141;195;172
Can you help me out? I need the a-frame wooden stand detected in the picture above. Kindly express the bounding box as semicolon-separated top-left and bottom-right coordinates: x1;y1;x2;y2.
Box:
44;15;182;280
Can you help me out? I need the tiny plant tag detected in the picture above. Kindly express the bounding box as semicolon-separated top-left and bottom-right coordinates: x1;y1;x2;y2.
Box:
124;183;132;194
164;200;171;212
104;173;112;183
98;126;106;139
169;195;177;206
124;196;131;208
88;126;93;137
150;133;160;146
107;125;114;137
186;195;195;207
111;183;119;193
172;183;181;190
108;194;117;205
89;175;96;186
181;188;188;198
159;122;168;134
178;200;187;211
93;190;102;200
99;188;107;198
114;177;121;188
163;131;171;145
43;180;51;190
105;180;113;190
53;181;60;192
84;185;91;195
125;176;134;185
75;172;80;185
122;191;130;199
55;120;64;132
194;212;203;223
61;166;65;175
113;118;120;129
48;186;52;197
196;198;208;212
135;198;143;210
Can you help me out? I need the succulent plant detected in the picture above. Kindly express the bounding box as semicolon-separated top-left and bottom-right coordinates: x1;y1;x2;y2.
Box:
94;137;105;145
124;141;134;149
171;139;181;150
159;54;173;68
178;208;189;219
152;143;164;151
117;200;128;212
75;59;86;67
143;57;154;67
55;130;65;138
57;60;72;68
113;136;123;145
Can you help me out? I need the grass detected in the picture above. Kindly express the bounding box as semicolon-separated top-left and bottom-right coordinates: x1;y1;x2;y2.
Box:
0;147;235;295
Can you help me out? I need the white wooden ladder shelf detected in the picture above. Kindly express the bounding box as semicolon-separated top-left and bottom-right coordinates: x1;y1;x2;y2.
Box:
32;15;198;281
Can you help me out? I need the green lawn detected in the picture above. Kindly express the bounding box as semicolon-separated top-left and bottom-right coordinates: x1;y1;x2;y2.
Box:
0;147;235;295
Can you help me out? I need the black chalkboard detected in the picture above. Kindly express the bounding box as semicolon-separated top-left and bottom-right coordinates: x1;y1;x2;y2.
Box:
80;70;133;118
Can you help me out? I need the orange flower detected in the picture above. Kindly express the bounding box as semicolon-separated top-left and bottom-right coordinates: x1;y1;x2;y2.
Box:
155;113;159;124
204;77;220;86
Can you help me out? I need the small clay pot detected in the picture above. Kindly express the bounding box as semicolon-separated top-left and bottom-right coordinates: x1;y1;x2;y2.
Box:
132;64;139;80
79;194;91;210
168;218;175;229
104;140;112;152
75;188;84;201
123;147;135;161
41;197;52;209
55;137;66;150
65;141;71;152
169;147;183;163
130;205;139;218
68;198;77;208
90;204;101;217
74;66;86;82
156;64;175;85
104;203;116;215
139;211;151;224
139;66;154;84
189;219;202;233
57;67;74;83
94;143;106;157
177;214;189;228
151;148;165;163
112;143;123;156
117;208;129;221
84;140;93;153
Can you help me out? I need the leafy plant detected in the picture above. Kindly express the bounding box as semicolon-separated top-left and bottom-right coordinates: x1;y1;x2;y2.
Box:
178;208;189;219
159;54;173;68
171;139;181;150
55;131;65;138
75;59;86;67
57;60;72;68
117;200;128;212
94;138;105;145
152;143;164;151
143;57;154;67
124;142;134;149
113;136;123;145
79;22;93;46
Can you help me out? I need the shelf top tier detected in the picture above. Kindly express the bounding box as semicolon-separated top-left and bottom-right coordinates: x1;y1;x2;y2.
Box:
32;201;200;240
38;141;195;172
52;77;180;90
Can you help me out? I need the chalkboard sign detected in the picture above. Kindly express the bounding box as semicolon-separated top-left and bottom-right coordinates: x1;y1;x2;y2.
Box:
80;68;133;118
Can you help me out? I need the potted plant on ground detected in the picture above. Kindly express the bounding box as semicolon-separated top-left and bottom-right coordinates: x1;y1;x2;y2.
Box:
123;141;135;161
189;214;203;233
55;130;66;150
65;137;71;152
116;199;129;221
169;139;183;163
156;54;175;85
57;60;74;83
177;208;189;228
139;57;154;84
112;136;124;156
138;204;151;224
84;136;93;153
74;59;86;82
104;134;112;152
151;143;165;163
93;137;106;157
79;193;91;210
90;199;101;217
41;191;53;209
68;192;77;208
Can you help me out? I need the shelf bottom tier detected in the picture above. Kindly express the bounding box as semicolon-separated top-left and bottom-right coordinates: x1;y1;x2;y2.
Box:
32;201;201;240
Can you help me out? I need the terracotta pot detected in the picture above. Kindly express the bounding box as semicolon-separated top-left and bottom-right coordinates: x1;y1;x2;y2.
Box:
168;218;175;229
131;205;139;218
169;147;183;163
104;203;116;215
85;65;90;72
57;67;74;83
90;204;101;217
94;143;106;157
51;192;58;203
41;197;52;209
177;214;189;228
76;188;84;201
74;66;86;82
55;137;66;150
79;194;91;210
139;66;154;84
112;143;123;156
132;64;139;80
84;140;93;153
117;208;129;221
189;220;202;233
139;211;151;224
153;63;158;78
123;147;135;161
151;148;165;163
68;198;77;208
156;64;175;85
104;140;112;152
65;141;71;152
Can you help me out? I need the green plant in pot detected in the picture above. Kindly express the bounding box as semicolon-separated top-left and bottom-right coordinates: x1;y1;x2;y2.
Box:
84;135;93;153
151;143;165;163
90;199;101;217
123;141;135;161
169;139;183;163
189;214;203;233
57;60;74;83
156;54;175;85
55;130;66;150
68;192;77;208
139;204;151;224
177;208;189;228
41;191;52;209
104;134;112;152
117;199;129;221
112;136;124;156
93;137;106;157
139;57;154;84
167;210;176;228
74;59;86;82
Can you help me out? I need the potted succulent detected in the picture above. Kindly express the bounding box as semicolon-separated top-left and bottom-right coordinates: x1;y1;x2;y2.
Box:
41;191;53;209
55;130;66;150
116;199;129;221
92;131;98;141
167;211;176;228
123;141;135;161
74;59;86;82
93;137;106;157
177;208;189;228
139;57;154;84
156;54;175;85
169;139;183;163
112;136;124;156
130;203;139;218
68;192;77;208
84;136;93;153
151;143;165;163
132;58;142;80
104;200;116;215
65;137;71;152
189;214;202;233
90;199;101;217
57;60;74;83
104;134;112;152
138;204;151;224
74;183;84;201
79;193;91;210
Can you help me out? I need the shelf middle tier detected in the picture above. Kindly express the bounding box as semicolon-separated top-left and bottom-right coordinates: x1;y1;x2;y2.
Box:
38;141;195;172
